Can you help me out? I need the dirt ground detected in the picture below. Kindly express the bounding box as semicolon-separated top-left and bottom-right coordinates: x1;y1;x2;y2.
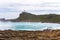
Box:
0;29;60;40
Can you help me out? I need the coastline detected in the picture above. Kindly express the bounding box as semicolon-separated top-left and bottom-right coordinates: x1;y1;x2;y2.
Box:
1;12;60;23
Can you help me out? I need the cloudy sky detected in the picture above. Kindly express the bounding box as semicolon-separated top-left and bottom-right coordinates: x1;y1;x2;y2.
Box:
0;0;60;19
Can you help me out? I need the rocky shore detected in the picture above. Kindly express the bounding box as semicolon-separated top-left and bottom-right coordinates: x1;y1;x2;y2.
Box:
0;29;60;40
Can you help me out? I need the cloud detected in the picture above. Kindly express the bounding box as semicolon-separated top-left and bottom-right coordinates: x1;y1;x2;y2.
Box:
1;2;60;13
0;0;60;19
0;12;19;19
41;2;60;7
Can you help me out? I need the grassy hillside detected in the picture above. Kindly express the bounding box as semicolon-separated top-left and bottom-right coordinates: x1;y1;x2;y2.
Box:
9;12;60;23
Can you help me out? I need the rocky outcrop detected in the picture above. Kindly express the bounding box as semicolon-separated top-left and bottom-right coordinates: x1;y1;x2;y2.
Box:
0;29;60;40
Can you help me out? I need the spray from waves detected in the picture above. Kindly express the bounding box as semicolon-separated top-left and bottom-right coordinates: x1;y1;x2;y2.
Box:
0;22;60;30
0;21;13;30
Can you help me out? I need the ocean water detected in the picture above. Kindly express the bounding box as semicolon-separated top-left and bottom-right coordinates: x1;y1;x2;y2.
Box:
0;22;60;30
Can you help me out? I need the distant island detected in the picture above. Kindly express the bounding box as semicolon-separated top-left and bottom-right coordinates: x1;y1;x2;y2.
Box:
0;12;60;23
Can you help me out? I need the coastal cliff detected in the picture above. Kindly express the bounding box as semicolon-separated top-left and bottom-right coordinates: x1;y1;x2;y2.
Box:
5;12;60;23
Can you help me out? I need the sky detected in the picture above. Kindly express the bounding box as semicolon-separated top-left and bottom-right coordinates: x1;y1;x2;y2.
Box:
0;0;60;19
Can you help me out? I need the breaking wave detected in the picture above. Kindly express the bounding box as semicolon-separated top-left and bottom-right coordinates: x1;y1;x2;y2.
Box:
0;22;60;30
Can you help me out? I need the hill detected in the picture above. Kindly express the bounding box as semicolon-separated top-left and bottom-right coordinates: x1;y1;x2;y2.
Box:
0;30;60;40
7;12;60;23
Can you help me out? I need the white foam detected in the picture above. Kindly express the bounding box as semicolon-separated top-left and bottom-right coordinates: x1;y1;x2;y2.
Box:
0;22;60;30
0;21;13;30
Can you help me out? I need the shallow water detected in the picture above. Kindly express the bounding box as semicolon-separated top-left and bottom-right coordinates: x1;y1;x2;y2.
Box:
0;22;60;30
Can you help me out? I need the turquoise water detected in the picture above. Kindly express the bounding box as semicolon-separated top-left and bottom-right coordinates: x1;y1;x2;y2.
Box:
0;22;60;30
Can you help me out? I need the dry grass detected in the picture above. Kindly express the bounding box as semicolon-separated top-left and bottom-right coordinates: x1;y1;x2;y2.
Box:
0;29;60;40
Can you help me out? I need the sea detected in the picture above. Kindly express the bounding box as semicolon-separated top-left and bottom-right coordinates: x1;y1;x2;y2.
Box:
0;21;60;30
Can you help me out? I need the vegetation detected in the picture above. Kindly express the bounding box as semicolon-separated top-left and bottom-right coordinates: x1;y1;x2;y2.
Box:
8;12;60;23
0;29;60;40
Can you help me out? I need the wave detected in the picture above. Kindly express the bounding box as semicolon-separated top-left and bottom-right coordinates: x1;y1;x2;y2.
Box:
0;22;60;30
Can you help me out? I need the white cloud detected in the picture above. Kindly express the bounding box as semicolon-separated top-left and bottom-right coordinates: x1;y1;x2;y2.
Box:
0;12;19;19
0;0;60;19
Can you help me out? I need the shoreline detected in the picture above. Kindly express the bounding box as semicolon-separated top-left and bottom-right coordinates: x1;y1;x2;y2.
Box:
1;21;60;24
1;12;60;24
